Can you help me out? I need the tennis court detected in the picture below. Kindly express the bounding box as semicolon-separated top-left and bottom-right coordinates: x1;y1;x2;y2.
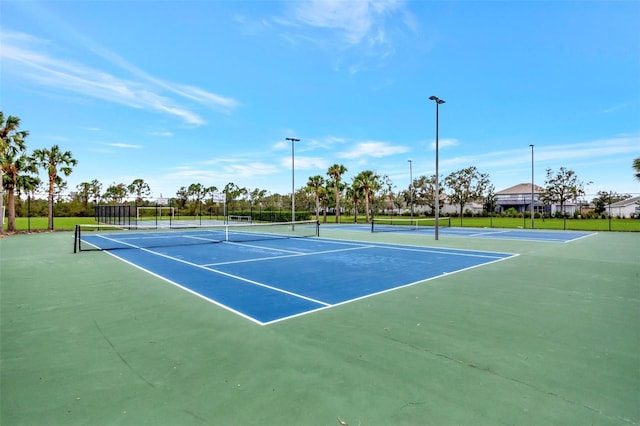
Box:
335;220;596;243
76;222;516;325
1;226;638;425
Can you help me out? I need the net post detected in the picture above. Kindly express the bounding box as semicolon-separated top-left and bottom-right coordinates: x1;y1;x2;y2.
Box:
73;224;79;253
371;219;374;233
316;220;320;237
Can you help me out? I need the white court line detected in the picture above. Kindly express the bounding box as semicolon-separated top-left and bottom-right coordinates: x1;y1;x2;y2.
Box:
316;236;516;257
124;245;332;307
87;234;519;325
364;243;509;260
467;229;512;237
562;232;598;243
263;251;519;326
225;241;304;254
97;250;266;325
202;245;375;267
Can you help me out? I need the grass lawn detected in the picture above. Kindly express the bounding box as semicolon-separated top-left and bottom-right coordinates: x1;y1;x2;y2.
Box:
2;215;639;233
444;216;640;232
2;217;98;232
336;215;640;232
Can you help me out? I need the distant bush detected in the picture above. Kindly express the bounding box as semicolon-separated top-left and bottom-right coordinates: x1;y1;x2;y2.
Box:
504;207;518;217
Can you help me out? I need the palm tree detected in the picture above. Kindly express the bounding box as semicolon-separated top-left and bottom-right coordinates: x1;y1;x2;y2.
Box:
327;164;347;223
346;179;363;223
634;157;640;182
2;152;37;231
353;170;381;223
32;145;77;230
306;175;326;221
0;112;29;234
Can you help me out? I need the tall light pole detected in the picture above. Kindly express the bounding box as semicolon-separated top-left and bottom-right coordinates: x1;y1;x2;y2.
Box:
530;144;535;229
429;95;445;240
408;159;414;221
286;137;300;228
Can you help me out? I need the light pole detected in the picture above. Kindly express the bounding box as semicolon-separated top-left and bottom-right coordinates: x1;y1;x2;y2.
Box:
408;159;414;221
429;95;445;240
286;137;300;228
530;144;534;229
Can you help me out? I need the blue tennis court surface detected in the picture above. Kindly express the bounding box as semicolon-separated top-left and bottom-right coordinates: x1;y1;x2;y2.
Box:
81;233;516;325
328;224;596;242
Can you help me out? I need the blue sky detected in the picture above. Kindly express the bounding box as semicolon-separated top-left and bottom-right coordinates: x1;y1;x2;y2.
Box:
1;0;639;201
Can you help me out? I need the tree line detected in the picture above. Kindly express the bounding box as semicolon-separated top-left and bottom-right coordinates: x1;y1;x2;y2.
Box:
3;111;640;232
1;112;77;233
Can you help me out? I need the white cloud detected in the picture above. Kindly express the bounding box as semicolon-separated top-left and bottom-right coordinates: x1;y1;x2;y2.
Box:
105;143;143;149
0;29;239;125
429;138;459;150
291;0;404;46
301;135;347;152
536;137;640;162
434;135;640;182
279;155;329;170
274;0;413;63
148;131;174;137
222;162;281;177
163;161;283;192
338;141;409;159
272;141;289;150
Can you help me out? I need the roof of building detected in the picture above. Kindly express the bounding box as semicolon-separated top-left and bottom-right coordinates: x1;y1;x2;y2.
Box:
610;196;640;208
496;183;545;195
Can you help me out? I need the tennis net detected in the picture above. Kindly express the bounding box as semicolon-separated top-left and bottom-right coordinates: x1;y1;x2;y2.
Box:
371;217;451;233
74;220;320;252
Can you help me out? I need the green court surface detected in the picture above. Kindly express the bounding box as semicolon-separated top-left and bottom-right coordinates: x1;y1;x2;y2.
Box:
1;229;639;425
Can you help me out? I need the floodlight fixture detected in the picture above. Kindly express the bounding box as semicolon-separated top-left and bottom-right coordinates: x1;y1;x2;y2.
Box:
429;95;445;240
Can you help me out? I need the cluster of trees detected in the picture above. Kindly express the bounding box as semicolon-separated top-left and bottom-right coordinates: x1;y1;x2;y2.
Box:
1;112;77;233
307;165;493;224
4;111;640;233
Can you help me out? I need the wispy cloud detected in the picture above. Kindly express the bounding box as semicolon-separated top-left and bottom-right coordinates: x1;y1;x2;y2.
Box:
535;136;640;163
105;143;144;149
338;141;409;159
429;138;459;150
290;0;403;46
272;0;412;62
440;135;640;173
301;135;347;152
221;162;281;178
600;102;635;114
148;131;174;137
279;155;329;170
166;161;281;187
272;140;290;150
0;29;239;125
